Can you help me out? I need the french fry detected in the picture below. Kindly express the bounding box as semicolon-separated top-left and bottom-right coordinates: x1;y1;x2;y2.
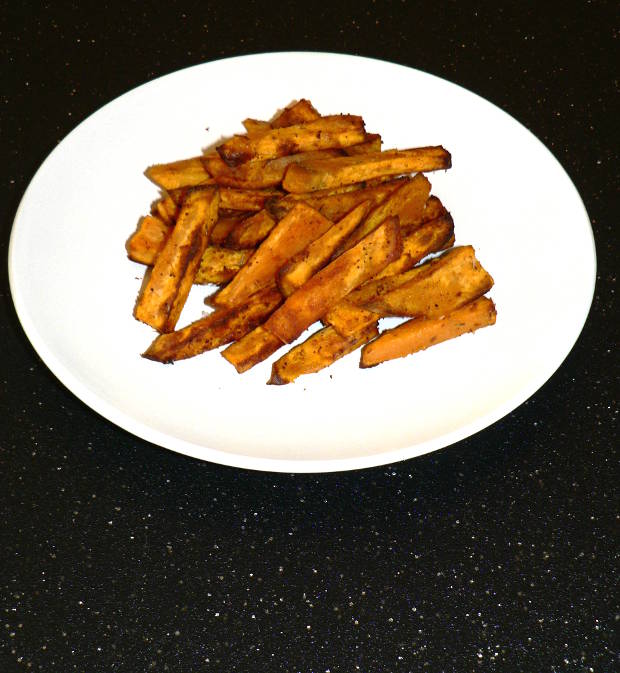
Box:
343;133;382;155
267;177;406;222
126;215;172;265
221;326;284;374
210;214;248;245
145;157;212;191
216;115;366;167
242;118;272;136
360;296;497;368
219;186;282;212
282;146;451;193
268;322;379;385
321;301;380;338
264;217;402;344
152;193;178;225
142;286;283;363
226;210;276;249
277;201;372;296
365;245;494;318
134;188;219;333
336;173;431;253
270;99;321;127
194;246;253;285
212;202;334;308
373;212;455;279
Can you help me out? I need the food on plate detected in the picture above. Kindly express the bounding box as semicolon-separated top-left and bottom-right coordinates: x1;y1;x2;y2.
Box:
128;100;496;381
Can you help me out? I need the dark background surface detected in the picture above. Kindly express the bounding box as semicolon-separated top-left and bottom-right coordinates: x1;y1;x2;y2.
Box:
1;2;617;671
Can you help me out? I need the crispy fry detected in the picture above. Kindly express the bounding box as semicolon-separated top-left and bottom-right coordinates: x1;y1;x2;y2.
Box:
268;322;379;385
337;173;431;253
360;296;497;368
277;201;372;296
219;187;282;212
145;157;212;191
365;245;494;318
265;217;402;344
152;193;178;225
217;115;366;167
221;326;284;374
282;146;451;193
194;246;253;285
374;212;455;279
321;301;380;338
142;287;283;363
343;133;382;155
134;188;219;333
226;210;276;249
271;99;320;127
126;215;172;265
212;203;334;308
267;177;406;222
210;214;247;245
242;118;272;136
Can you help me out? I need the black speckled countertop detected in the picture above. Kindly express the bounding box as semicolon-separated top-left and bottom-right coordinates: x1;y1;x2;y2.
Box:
1;3;617;671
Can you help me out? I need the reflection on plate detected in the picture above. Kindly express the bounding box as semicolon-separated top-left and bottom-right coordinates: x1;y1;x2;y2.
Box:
8;53;595;472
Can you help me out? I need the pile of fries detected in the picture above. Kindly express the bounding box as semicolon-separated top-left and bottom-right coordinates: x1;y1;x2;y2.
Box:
127;99;496;384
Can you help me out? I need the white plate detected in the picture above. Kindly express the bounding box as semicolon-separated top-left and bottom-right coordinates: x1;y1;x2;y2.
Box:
9;52;595;473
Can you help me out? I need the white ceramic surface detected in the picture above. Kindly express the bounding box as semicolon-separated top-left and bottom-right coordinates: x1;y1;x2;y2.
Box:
8;52;596;472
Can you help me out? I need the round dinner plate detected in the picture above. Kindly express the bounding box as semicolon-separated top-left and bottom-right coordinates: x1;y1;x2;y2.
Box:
8;52;596;472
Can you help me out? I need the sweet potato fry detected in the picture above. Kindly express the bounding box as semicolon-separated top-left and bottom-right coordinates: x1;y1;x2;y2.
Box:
145;157;212;191
343;133;382;155
321;301;380;338
142;286;283;363
212;203;334;308
217;115;366;167
282;146;451;193
221;326;284;374
264;217;402;344
134;187;219;333
242;118;272;136
277;201;372;296
268;322;379;385
267;177;406;222
360;296;497;368
337;173;431;253
194;246;253;285
271;99;321;127
365;245;494;318
151;193;178;225
126;215;172;265
373;212;455;279
226;210;276;249
219;187;281;212
210;214;247;245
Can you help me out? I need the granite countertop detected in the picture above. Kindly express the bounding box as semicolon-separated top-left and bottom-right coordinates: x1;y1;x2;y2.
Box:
1;2;617;671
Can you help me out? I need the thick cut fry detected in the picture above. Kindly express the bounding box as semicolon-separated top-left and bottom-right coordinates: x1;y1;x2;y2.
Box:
210;214;247;245
265;217;402;344
212;203;334;308
194;246;253;285
134;188;219;332
242;118;272;136
343;133;382;155
219;187;281;212
145;157;212;191
282;146;451;193
360;296;497;368
217;115;366;167
321;301;380;338
277;201;372;296
268;322;379;385
226;210;276;249
373;212;455;279
271;99;321;127
152;194;178;225
366;245;494;318
268;177;406;222
221;326;284;374
338;173;431;253
126;215;172;265
142;287;283;363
